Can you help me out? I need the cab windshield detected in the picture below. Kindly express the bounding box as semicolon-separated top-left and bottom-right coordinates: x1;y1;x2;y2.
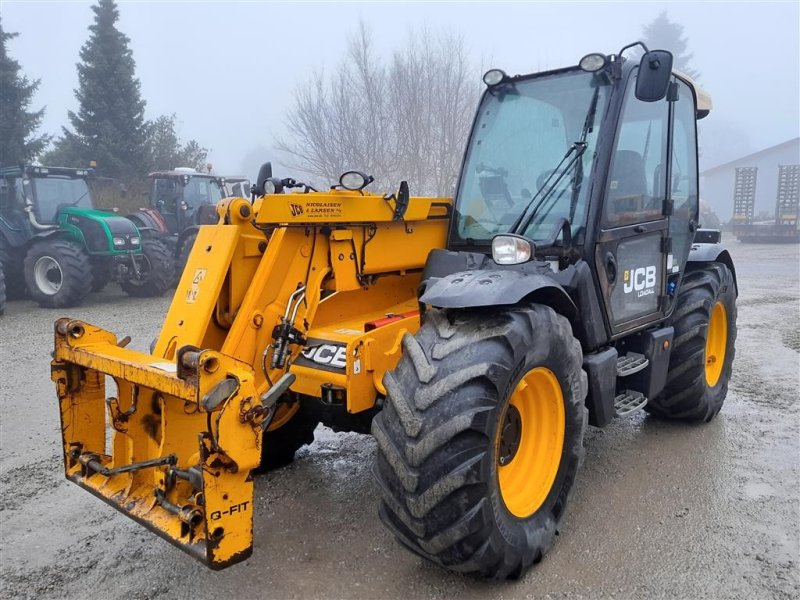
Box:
183;177;223;208
31;176;92;224
454;69;610;244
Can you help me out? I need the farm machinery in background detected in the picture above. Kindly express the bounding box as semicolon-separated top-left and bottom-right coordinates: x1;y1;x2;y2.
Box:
0;165;174;308
732;165;800;243
128;169;249;277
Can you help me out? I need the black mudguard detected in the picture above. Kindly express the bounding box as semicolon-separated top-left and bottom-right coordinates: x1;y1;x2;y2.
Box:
687;242;737;293
420;269;577;320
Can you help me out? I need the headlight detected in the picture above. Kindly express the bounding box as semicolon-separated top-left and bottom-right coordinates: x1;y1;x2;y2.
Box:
492;234;533;265
130;236;140;246
265;179;277;194
112;236;126;247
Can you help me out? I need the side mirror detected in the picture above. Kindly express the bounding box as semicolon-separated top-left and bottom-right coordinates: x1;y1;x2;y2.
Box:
255;162;273;195
635;49;673;102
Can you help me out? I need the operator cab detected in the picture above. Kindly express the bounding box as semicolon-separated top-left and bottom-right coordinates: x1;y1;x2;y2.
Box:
445;42;711;340
0;166;94;229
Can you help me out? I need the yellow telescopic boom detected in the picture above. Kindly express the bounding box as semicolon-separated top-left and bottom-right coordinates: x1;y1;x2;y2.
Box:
52;190;450;568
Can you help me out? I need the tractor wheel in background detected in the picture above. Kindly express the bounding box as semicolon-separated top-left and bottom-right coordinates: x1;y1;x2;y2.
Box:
0;240;27;300
0;262;6;315
372;305;587;580
120;238;175;298
254;400;319;473
176;232;197;283
23;239;93;308
90;260;113;292
647;262;737;422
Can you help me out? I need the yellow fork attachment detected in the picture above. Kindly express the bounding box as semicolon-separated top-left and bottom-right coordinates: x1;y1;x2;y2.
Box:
51;318;265;569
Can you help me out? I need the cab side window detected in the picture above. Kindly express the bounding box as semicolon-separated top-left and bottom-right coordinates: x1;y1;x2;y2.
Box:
669;79;699;269
604;70;669;227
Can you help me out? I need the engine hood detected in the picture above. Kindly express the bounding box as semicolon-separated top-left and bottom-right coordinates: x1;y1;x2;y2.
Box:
61;207;140;235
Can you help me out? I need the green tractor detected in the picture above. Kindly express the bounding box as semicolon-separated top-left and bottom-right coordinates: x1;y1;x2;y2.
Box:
0;165;175;308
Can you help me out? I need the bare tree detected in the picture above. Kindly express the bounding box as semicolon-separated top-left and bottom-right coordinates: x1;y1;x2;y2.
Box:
277;23;479;196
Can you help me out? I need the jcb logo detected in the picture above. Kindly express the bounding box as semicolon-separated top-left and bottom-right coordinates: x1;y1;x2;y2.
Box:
623;266;656;297
302;344;347;369
290;203;303;216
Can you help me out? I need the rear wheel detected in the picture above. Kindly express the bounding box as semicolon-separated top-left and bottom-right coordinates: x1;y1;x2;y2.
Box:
23;239;93;308
120;238;175;297
647;263;737;422
0;240;26;300
176;232;197;283
0;262;6;315
372;305;587;579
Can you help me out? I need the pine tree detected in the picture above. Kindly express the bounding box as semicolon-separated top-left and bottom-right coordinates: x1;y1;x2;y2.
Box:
57;0;147;177
0;15;49;165
642;11;700;80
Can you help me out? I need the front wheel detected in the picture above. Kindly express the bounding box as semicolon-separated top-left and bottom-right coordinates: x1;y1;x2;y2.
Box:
372;305;587;580
647;262;737;422
23;239;93;308
120;238;175;298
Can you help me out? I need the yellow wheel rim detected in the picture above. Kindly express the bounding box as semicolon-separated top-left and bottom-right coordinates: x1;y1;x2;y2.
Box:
705;301;728;387
496;367;565;518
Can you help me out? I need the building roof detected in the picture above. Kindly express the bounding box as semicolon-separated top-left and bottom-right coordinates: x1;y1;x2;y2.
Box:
700;137;800;175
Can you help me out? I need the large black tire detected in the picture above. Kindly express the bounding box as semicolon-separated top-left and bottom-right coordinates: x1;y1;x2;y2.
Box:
90;260;112;292
0;261;6;315
176;231;197;284
372;305;587;580
23;239;93;308
0;239;26;300
120;238;175;298
255;401;319;472
647;262;737;422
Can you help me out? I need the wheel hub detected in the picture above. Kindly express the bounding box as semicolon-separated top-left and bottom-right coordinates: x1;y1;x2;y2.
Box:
497;405;522;466
496;367;565;518
33;256;63;295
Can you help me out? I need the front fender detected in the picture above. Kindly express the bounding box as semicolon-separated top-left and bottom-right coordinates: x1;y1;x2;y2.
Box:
420;269;577;320
687;242;737;294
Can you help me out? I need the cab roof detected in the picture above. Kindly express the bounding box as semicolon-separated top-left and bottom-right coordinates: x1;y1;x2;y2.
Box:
673;69;712;119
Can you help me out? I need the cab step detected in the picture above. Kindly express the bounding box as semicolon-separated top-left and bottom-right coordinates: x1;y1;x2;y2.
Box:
616;352;649;377
614;390;648;417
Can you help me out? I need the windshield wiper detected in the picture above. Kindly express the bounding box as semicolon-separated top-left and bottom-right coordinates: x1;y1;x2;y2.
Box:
569;83;602;221
509;141;588;235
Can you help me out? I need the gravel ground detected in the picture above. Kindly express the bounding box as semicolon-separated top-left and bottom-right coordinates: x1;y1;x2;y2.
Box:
0;241;798;599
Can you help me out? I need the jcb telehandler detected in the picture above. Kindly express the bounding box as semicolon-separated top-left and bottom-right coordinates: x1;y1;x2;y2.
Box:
51;42;737;579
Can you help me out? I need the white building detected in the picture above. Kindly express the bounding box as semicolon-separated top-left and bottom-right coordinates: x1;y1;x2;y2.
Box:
700;137;800;221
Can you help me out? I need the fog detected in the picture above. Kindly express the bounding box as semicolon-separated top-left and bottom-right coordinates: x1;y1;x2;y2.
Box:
3;0;799;180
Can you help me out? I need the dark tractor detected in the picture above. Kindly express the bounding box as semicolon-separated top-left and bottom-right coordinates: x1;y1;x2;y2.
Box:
128;168;226;276
0;165;175;308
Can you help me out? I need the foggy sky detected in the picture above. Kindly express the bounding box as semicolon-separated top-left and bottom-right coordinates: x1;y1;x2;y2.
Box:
3;0;799;181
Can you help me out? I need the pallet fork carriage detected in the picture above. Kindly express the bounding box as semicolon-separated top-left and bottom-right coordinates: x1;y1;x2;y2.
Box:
51;41;737;579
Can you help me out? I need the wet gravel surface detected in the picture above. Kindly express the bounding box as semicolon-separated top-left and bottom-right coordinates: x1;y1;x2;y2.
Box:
0;241;798;599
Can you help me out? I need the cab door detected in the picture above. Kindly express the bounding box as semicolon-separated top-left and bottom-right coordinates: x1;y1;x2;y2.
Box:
595;69;670;336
